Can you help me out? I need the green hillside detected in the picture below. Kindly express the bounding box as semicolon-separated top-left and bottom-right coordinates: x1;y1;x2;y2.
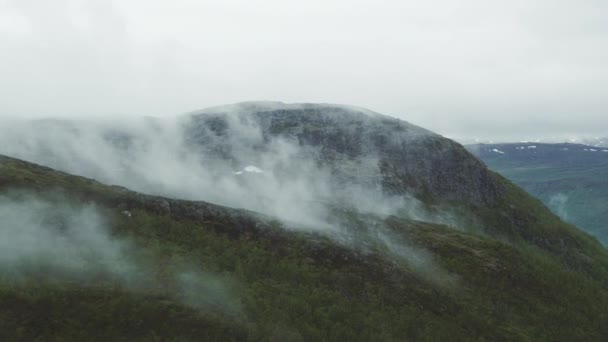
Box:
468;143;608;245
1;155;608;341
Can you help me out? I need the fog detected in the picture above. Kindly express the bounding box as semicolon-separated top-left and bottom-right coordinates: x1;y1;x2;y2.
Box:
1;0;607;140
0;104;453;281
0;193;240;313
549;193;569;221
0;105;444;229
0;194;136;282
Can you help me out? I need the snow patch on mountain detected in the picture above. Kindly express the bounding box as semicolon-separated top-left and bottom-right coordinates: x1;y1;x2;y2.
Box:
234;165;264;175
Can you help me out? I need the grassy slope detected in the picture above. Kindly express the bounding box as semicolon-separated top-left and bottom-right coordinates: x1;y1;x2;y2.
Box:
1;155;608;341
473;146;608;244
501;164;608;244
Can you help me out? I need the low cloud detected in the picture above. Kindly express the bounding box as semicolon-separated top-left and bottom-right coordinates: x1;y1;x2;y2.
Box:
0;193;240;313
0;105;455;282
0;105;437;228
0;193;136;282
549;193;569;221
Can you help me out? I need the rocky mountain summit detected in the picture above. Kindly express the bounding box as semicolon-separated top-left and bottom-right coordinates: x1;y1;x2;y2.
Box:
186;102;503;206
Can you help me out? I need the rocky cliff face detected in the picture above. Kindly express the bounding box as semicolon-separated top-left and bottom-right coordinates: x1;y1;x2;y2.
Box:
185;102;504;207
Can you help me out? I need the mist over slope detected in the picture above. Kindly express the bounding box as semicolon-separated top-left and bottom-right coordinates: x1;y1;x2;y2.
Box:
0;102;604;268
186;102;503;205
1;102;608;339
0;102;499;227
2;153;608;340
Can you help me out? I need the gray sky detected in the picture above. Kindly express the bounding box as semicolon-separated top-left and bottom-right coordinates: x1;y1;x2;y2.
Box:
1;0;606;140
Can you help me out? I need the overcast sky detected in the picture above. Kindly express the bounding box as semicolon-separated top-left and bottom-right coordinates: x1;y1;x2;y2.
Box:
0;0;606;140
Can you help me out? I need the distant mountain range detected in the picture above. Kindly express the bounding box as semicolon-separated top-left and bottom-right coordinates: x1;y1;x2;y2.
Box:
574;137;608;148
468;142;608;245
459;137;608;148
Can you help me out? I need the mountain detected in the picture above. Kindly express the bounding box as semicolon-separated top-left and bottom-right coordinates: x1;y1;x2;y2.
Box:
571;137;608;148
1;102;608;340
468;142;608;245
186;102;503;206
454;136;608;148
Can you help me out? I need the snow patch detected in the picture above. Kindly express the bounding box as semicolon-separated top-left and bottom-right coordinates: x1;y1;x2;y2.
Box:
244;165;264;173
234;165;264;175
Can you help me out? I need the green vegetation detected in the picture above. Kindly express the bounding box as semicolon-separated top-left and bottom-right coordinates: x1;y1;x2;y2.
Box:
471;144;608;244
1;155;608;341
499;164;608;244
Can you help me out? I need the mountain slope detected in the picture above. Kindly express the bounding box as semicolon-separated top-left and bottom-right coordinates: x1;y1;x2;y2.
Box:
184;103;607;276
1;152;608;340
0;101;600;263
468;142;608;245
